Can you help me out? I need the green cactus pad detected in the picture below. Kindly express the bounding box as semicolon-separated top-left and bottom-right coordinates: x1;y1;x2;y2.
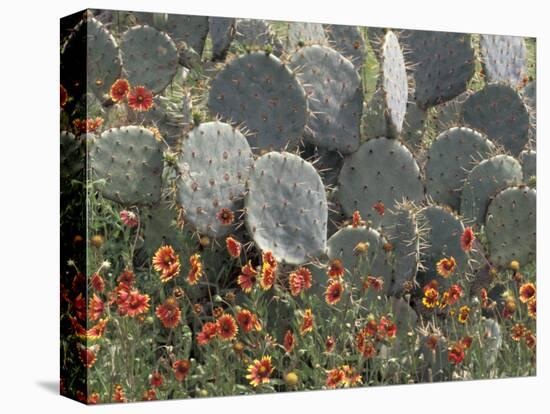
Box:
363;89;388;139
402;101;427;149
400;30;475;109
245;152;328;265
289;45;362;154
141;203;191;257
120;25;178;94
208;52;308;152
288;22;326;48
235;19;284;55
91;126;164;205
461;83;529;155
433;91;471;132
380;31;408;136
480;35;527;87
518;150;536;182
485;186;536;268
337;137;425;227
416;205;469;290
210;17;236;61
61;16;122;100
460;154;523;226
163;15;209;56
176;121;253;238
324;24;366;70
367;27;386;59
425;127;496;210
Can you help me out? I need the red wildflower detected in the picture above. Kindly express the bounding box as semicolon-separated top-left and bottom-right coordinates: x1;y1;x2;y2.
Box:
112;384;127;403
325;336;336;352
197;322;218;345
216;207;234;225
88;293;104;321
187;253;203;285
300;308;314;336
110;79;130;102
283;330;295;353
422;287;439;308
77;344;99;368
172;359;191;381
216;314;238;340
119;210;139;227
326;368;345;388
142;389;157;401
351;210;364;227
127;85;153;111
511;323;526;341
150;371;163;387
60;84;68;107
72;117;103;134
460;227;475;252
90;273;105;292
372;201;385;216
436;256;457;278
289;267;313;296
155;297;181;328
226;236;241;258
238;261;258;292
365;275;384;292
119;290;150;317
448;342;465;365
325;279;344;305
236;309;261;333
528;297;536;319
118;270;136;286
246;356;274;387
72;293;86;321
327;258;345;279
152;245;181;283
519;282;536;303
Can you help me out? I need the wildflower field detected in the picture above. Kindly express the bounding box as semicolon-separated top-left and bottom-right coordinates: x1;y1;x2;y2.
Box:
60;10;536;404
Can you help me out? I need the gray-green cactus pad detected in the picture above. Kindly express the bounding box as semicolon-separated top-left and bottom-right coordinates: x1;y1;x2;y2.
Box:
208;52;308;152
402;101;427;148
380;31;408;136
480;34;527;86
363;89;388;139
324;24;366;69
460;154;523;226
523;80;536;111
163;15;209;56
433;91;471;132
425;127;495;210
337;137;425;227
245;152;328;265
120;25;178;93
235;19;284;55
416;205;468;289
518;150;536;182
61;16;122;99
141;203;191;257
461;83;529;155
485;186;536;268
400;30;475;109
289;45;362;154
176;121;253;237
210;17;236;61
91;126;164;205
60;131;85;184
288;22;326;48
367;27;386;59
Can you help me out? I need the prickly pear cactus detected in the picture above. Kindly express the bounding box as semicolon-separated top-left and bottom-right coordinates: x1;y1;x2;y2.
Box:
91;126;164;205
210;17;236;61
419;333;450;382
120;25;178;94
379;31;408;137
460;154;523;226
401;101;427;149
479;35;527;87
461;83;530;155
141;202;190;257
163;15;209;56
485;186;536;268
337;137;425;227
288;22;326;48
61;16;122;100
416;205;469;290
518;150;536;182
208;52;308;152
235;19;284;55
433;91;471;132
400;30;475;109
176;121;254;238
323;24;366;70
288;45;362;154
425;127;495;210
245;152;328;265
367;27;386;59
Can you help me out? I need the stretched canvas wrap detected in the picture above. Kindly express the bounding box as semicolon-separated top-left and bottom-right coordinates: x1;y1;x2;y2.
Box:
60;8;537;404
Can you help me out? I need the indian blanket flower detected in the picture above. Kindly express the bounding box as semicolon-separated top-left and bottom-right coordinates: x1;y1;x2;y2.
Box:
225;236;241;258
120;290;150;317
457;305;470;324
448;342;465;365
187;253;203;285
524;331;536;350
142;389;157;401
511;323;526;341
127;85;153;111
325;336;336;352
236;309;261;333
528;297;536;319
351;210;364;227
119;210;139;227
238;261;258;293
91;273;105;292
216;207;235;225
378;316;397;339
327;258;345;279
461;336;473;349
150;371;163;387
246;356;274;387
216;313;238;340
60;84;68;107
326;368;345;388
259;251;277;290
365;275;384;292
112;384;127;403
110;78;130;102
72;117;103;134
197;322;218;345
341;365;362;387
436;256;457;278
88;293;105;321
372;201;385;216
300;308;314;336
155;297;181;328
283;330;295;353
86;318;109;340
77;344;99;368
422;287;439;309
460;227;476;252
289;267;312;296
118;269;136;286
172;360;191;382
519;282;536;303
152;245;181;283
325;279;344;305
72;293;87;321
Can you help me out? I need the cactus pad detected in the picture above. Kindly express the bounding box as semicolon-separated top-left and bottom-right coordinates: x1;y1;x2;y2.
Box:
245;152;328;265
425;127;495;210
485;186;536;268
208;52;308;152
289;45;362;154
210;17;236;61
480;35;527;87
288;22;326;48
518;150;536;182
337;137;424;227
176;121;253;237
91;126;164;205
461;83;529;155
235;19;284;55
324;24;366;69
460;154;523;226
